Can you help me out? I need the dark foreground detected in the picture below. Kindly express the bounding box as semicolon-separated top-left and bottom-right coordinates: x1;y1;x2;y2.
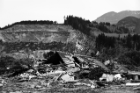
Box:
0;77;140;93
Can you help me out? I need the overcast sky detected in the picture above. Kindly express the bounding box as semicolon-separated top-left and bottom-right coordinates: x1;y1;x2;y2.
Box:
0;0;140;27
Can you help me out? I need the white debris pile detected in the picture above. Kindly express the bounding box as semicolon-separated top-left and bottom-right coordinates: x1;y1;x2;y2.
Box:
100;74;114;82
61;72;75;82
100;73;124;82
19;73;36;80
114;74;123;81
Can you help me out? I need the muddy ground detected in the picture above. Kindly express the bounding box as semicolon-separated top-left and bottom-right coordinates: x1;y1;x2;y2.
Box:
0;77;140;93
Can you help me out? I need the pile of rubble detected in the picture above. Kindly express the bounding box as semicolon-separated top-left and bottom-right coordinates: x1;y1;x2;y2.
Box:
1;50;139;92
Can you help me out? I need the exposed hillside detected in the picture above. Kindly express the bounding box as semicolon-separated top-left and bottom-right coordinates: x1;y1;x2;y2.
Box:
95;10;140;24
0;24;73;43
117;16;140;33
0;22;95;55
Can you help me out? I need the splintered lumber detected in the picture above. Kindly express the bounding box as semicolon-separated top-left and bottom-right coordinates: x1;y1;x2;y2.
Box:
74;54;110;71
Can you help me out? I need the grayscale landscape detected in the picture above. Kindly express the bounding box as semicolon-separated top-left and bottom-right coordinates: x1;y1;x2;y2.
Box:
0;0;140;93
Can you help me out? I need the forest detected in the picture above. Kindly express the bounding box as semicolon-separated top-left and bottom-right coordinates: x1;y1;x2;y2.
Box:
95;33;140;69
64;15;130;34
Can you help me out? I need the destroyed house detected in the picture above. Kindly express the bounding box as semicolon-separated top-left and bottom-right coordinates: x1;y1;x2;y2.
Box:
74;55;110;72
126;71;140;80
43;51;110;73
53;51;76;67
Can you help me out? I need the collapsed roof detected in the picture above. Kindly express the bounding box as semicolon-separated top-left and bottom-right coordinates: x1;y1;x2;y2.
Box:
43;52;65;65
42;51;110;72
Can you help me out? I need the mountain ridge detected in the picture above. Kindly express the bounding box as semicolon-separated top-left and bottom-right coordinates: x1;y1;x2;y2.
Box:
95;10;140;24
117;16;140;33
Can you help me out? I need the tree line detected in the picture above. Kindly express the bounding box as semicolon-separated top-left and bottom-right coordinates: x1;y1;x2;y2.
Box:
0;16;130;34
95;33;140;69
0;20;57;30
64;15;91;35
64;15;130;34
